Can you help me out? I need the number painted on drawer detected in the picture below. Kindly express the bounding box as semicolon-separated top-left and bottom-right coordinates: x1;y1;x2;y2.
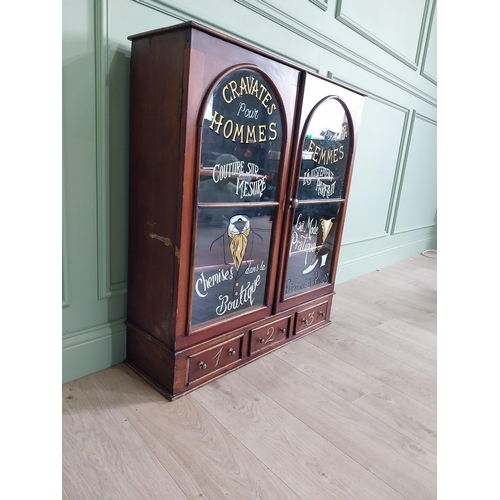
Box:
250;317;290;355
188;335;243;384
295;301;329;335
259;326;275;345
213;346;223;367
302;312;315;326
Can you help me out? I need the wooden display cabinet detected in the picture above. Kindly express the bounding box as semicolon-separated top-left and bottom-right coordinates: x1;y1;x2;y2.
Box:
125;21;364;399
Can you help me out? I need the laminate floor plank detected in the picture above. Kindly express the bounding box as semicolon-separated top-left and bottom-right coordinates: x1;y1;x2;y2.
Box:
331;294;389;328
376;318;437;352
328;312;437;375
336;257;436;327
384;254;436;273
368;280;437;313
404;274;437;294
331;294;437;338
192;370;406;500
356;262;417;285
357;258;436;286
62;375;188;500
307;329;437;410
338;283;436;326
273;334;386;403
238;355;436;500
344;256;435;291
353;383;437;454
275;334;436;453
403;254;437;270
402;311;437;335
95;365;302;500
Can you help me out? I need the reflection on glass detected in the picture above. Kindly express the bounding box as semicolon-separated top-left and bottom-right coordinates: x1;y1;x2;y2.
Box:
284;204;340;297
298;98;350;201
191;207;275;326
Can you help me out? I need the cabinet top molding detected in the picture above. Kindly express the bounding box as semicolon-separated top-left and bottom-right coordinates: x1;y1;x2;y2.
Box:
128;21;365;98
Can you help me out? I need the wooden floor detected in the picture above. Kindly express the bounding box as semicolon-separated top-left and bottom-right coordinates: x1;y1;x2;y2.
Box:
62;254;437;500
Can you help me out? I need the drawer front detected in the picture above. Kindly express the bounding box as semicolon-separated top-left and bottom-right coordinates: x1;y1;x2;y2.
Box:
187;334;244;384
295;300;329;335
249;316;290;355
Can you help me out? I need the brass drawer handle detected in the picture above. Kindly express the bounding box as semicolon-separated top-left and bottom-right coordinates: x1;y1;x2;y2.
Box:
228;348;236;356
198;361;207;370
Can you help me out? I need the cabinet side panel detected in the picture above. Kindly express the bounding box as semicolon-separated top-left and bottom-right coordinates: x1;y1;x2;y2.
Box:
127;30;188;347
125;322;175;398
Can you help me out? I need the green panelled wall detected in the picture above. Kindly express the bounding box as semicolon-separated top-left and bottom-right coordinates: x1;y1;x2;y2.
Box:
62;0;437;383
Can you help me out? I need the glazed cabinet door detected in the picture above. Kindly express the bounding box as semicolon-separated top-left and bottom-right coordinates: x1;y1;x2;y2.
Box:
276;73;363;312
188;66;292;335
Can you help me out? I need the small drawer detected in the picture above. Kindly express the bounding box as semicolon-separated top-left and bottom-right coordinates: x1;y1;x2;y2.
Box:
249;316;290;355
295;300;329;335
187;334;243;384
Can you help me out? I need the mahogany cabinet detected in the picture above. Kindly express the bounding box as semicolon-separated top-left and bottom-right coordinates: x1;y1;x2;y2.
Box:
125;21;364;399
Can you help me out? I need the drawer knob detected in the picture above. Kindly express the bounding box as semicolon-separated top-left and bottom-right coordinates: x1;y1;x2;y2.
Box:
258;337;265;343
319;311;325;317
280;328;286;333
228;348;236;356
302;318;307;324
198;361;207;370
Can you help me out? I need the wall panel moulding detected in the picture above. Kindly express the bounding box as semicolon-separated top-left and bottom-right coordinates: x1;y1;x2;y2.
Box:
309;0;328;11
235;0;436;107
335;0;432;71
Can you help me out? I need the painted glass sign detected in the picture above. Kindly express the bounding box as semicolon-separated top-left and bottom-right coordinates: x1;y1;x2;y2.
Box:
191;68;283;327
284;98;350;297
298;98;350;200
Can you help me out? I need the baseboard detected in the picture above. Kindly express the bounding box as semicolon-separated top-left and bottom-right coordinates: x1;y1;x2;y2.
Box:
335;235;437;284
62;320;127;383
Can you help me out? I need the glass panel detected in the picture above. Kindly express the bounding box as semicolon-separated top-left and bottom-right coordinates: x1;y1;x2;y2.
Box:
191;68;285;327
199;68;283;204
284;203;341;297
191;206;275;326
297;98;351;201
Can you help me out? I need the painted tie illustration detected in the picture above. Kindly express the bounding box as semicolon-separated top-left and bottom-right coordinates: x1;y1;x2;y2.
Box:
227;215;250;270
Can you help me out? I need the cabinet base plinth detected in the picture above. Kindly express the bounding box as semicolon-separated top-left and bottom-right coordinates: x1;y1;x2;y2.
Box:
126;295;333;400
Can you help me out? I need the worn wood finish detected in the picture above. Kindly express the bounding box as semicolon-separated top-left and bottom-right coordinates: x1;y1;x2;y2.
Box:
63;254;436;499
